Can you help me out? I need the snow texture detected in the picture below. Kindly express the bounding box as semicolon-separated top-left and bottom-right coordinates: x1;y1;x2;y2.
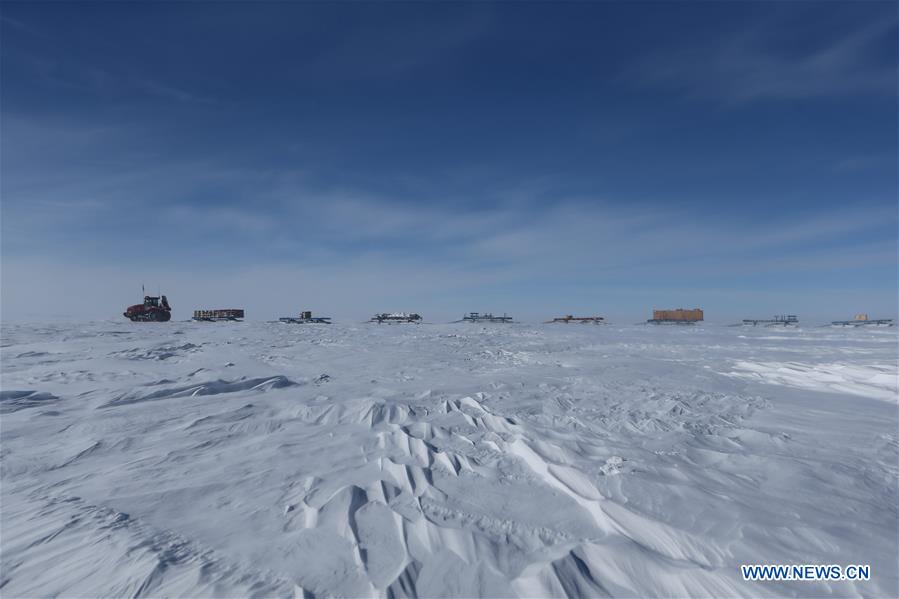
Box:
1;322;896;597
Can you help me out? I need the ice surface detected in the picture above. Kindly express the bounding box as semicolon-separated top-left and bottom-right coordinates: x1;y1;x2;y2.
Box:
1;322;896;597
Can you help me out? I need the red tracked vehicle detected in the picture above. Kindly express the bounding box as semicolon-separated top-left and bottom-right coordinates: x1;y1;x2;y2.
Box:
124;295;172;322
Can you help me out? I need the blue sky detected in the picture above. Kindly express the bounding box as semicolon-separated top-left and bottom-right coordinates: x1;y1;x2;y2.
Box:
1;1;896;322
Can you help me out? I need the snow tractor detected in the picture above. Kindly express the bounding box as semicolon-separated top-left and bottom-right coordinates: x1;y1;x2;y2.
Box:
124;294;172;322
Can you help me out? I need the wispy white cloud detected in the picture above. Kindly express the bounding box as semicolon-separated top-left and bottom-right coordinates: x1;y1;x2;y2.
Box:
4;165;895;322
297;9;493;81
1;14;42;36
131;78;217;105
5;141;895;274
834;153;896;173
637;16;897;103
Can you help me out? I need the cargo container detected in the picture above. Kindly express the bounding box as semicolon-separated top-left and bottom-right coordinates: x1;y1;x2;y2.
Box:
193;309;245;321
648;308;703;324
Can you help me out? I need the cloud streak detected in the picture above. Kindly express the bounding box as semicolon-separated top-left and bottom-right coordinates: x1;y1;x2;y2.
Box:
3;165;895;322
638;15;897;103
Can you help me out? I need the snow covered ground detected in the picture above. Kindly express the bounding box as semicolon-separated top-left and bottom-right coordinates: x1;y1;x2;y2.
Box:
1;321;896;598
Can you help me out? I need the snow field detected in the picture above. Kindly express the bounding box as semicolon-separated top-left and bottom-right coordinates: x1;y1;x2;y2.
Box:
1;322;896;597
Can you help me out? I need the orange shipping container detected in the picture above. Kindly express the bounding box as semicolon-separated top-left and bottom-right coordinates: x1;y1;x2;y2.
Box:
653;308;703;322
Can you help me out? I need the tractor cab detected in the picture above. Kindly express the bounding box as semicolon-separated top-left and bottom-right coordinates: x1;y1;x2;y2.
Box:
125;292;173;322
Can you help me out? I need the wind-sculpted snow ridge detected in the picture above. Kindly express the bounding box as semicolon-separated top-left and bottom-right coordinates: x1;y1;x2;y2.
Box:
1;322;896;597
0;390;61;414
726;360;898;403
99;375;299;408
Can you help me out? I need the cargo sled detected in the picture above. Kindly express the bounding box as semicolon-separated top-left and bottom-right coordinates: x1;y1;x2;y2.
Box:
193;309;245;322
371;312;422;324
831;314;894;327
456;312;514;323
546;315;605;324
280;310;332;324
742;315;798;327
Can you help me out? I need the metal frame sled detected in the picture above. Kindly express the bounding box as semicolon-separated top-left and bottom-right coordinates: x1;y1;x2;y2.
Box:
370;312;422;324
832;314;893;327
742;315;798;327
193;309;245;322
280;310;332;324
456;312;514;323
545;315;605;324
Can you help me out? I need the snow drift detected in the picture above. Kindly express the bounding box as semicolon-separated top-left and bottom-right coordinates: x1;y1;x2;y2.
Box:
1;322;896;597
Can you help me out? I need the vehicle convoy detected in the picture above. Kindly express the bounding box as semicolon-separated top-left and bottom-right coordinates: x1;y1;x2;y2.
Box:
124;295;172;322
